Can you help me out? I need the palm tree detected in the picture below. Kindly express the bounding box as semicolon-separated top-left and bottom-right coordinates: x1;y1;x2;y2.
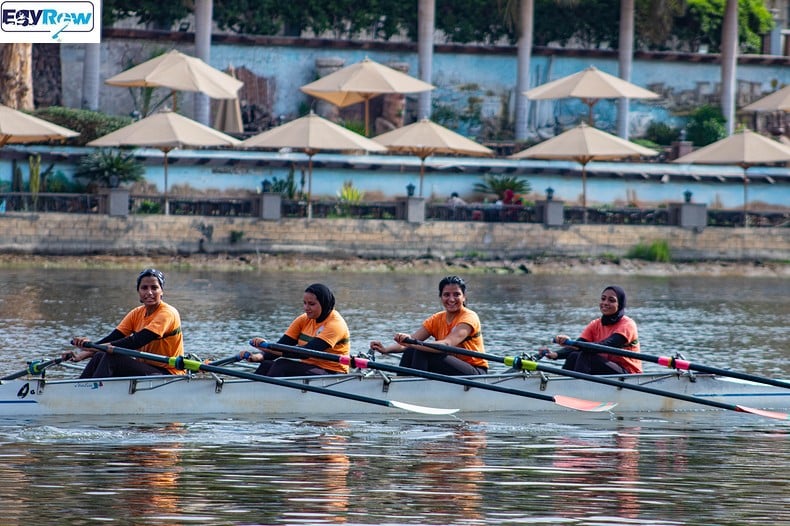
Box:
0;44;34;110
616;0;634;139
82;44;101;110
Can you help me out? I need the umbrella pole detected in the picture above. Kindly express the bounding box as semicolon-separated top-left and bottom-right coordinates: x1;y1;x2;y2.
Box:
364;99;370;137
743;171;749;228
419;160;425;197
307;155;313;220
163;151;169;216
582;164;588;224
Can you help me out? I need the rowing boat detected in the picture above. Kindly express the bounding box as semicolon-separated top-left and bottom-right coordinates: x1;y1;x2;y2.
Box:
2;368;788;418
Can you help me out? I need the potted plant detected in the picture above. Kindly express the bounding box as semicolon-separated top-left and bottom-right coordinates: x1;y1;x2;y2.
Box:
75;149;144;190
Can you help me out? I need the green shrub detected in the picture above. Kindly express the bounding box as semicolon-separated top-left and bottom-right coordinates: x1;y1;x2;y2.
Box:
626;240;671;262
137;200;162;214
644;121;680;145
473;174;531;200
32;107;133;146
75;149;145;188
685;105;726;147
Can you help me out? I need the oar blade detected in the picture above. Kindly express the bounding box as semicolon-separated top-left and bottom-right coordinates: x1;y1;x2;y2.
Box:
553;395;617;412
736;405;789;421
390;400;459;415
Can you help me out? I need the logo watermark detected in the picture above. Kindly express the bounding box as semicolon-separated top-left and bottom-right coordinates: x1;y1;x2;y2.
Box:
1;1;100;43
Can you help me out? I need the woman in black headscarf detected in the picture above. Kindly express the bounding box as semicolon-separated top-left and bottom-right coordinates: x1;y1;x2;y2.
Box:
545;285;642;374
244;283;350;376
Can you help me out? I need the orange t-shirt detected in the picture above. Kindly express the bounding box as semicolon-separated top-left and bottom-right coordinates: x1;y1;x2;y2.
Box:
116;301;185;375
579;315;641;373
422;306;488;369
283;309;350;374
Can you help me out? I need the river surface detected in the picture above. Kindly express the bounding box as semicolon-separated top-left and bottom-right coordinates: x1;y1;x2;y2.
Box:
0;268;788;525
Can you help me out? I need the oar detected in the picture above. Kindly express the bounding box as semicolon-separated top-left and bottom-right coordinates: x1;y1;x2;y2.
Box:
80;342;457;416
249;341;617;412
1;357;65;381
403;338;789;421
561;339;790;391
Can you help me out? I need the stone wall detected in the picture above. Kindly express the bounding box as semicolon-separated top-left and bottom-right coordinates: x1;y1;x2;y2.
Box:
1;213;787;262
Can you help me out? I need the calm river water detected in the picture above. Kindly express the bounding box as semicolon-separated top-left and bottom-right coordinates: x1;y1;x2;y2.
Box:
0;267;788;525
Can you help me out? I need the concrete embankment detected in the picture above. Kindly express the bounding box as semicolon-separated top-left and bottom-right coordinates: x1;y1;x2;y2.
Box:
1;214;787;266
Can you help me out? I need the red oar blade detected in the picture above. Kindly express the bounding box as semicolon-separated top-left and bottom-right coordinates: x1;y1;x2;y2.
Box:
553;395;617;412
735;405;789;421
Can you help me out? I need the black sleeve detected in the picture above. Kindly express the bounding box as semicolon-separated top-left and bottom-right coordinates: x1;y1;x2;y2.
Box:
596;333;628;348
277;335;298;346
274;334;331;357
555;337;589;359
108;329;160;350
96;329;126;345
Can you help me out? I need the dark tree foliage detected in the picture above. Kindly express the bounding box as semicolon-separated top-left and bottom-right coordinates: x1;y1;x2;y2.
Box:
102;0;773;52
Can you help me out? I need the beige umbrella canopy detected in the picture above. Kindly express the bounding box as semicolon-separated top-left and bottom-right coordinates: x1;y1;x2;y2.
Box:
674;128;790;226
213;65;244;134
511;123;657;222
0;104;79;146
373;118;494;197
88;111;241;215
524;65;660;126
106;50;244;112
742;85;790;112
240;111;387;218
300;57;435;136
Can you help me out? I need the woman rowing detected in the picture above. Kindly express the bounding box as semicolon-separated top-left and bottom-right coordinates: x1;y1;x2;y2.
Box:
544;285;642;374
243;283;350;376
370;275;488;375
63;268;185;378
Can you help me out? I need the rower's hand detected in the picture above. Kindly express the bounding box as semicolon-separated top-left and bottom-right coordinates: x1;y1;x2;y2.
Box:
71;337;90;349
369;340;386;353
64;350;91;362
239;350;263;362
249;337;267;348
393;333;411;345
554;334;570;346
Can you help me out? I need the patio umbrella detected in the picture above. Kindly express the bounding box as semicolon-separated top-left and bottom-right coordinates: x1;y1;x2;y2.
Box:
0;104;79;146
673;128;790;226
523;65;660;126
88;111;241;215
372;118;494;197
300;57;435;136
106;50;244;111
511;123;657;222
239;111;387;218
742;85;790;112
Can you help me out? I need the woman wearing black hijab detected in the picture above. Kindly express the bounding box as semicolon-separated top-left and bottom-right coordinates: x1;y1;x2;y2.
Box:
545;285;642;374
244;283;350;376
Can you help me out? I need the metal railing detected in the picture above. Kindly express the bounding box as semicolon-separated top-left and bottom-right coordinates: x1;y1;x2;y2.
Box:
1;192;787;227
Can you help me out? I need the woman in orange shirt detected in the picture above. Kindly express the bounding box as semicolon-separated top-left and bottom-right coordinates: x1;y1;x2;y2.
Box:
370;275;488;375
546;285;642;374
244;283;350;376
64;268;184;378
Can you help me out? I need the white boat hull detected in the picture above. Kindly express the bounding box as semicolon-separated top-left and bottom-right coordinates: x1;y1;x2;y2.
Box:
1;371;788;418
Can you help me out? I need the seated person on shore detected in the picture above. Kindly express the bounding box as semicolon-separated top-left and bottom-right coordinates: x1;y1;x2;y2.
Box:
370;275;488;376
63;269;185;378
543;285;642;375
447;192;467;207
242;283;350;376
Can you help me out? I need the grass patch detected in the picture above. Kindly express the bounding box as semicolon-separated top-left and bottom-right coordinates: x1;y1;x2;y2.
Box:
625;240;671;262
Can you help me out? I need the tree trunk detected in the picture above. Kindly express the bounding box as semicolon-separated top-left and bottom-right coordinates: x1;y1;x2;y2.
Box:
81;44;101;110
617;0;634;139
0;44;34;110
514;0;534;141
720;0;738;135
417;0;435;120
194;0;213;125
